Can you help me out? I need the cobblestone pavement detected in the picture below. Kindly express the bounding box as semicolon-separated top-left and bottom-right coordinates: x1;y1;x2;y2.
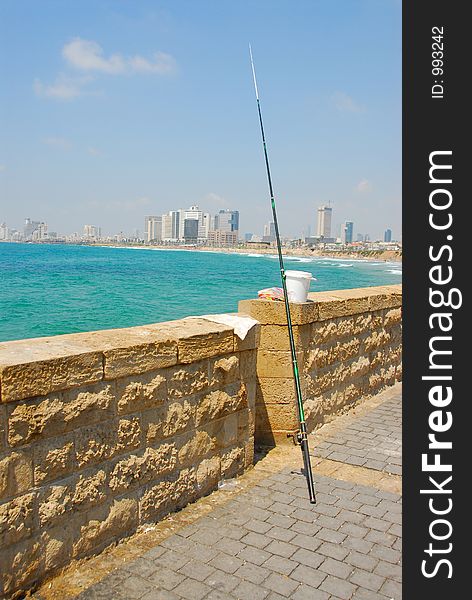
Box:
313;396;402;476
38;386;402;600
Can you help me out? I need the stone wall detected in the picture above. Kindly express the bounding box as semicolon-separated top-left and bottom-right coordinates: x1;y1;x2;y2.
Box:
0;284;401;597
0;318;258;598
239;284;402;445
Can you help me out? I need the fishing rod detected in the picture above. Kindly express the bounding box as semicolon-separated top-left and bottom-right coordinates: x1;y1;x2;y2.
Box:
249;45;316;504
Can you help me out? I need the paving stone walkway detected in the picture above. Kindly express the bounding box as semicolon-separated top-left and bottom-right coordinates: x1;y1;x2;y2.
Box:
37;385;402;600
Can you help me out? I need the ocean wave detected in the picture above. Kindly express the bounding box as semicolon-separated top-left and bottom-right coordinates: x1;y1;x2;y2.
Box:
338;263;353;268
386;269;402;275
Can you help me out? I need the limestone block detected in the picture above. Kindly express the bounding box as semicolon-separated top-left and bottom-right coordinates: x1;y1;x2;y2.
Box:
257;349;304;378
233;321;260;352
349;355;371;379
40;521;78;573
239;350;257;382
237;408;251;440
38;482;73;528
195;383;247;427
239;298;319;325
256;377;300;406
143;397;196;444
117;416;142;452
396;363;403;381
0;536;42;598
220;444;245;478
177;429;214;466
303;397;324;431
384;307;402;328
103;339;177;379
368;290;402;311
0;405;6;452
139;478;174;524
75;422;117;469
364;330;391;353
319;389;345;417
72;469;108;512
0;336;103;403
116;370;167;414
308;293;347;321
33;433;76;485
0;492;36;547
210;354;240;388
170;467;198;510
174;318;234;363
38;469;108;528
311;321;338;345
167;361;209;398
108;444;177;494
244;437;255;468
343;383;363;405
7;382;115;447
0;450;33;500
255;403;299;433
72;496;138;559
196;455;221;493
258;324;311;351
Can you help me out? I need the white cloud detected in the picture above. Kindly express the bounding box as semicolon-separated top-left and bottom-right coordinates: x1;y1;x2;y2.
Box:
43;136;72;149
87;146;102;156
34;75;93;100
0;164;6;172
62;38;176;75
356;179;372;193
332;92;363;113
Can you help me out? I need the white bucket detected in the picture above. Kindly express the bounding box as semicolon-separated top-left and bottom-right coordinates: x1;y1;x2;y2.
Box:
285;270;316;303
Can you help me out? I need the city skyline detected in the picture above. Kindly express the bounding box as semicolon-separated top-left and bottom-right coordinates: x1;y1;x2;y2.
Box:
0;1;401;240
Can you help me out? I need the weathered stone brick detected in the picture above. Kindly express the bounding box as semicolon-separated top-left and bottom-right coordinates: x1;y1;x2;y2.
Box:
210;354;240;387
75;422;117;468
144;397;196;445
0;536;42;597
116;370;167;414
33;433;76;484
176;319;234;363
0;336;103;403
0;405;6;452
72;496;138;558
0;449;33;500
139;478;175;523
177;429;214;466
259;324;310;351
239;349;257;382
108;443;177;494
257;350;304;378
220;444;245;478
196;383;247;426
0;492;36;546
167;361;209;398
40;521;77;573
7;382;115;446
239;298;319;325
196;455;221;493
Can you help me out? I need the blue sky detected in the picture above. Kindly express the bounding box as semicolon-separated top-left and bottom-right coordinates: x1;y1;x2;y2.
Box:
0;0;401;240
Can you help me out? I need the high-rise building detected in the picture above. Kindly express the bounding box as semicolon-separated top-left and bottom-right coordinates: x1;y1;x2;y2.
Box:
263;222;276;242
0;222;8;240
199;213;212;240
160;211;182;241
244;232;253;242
214;210;239;234
83;224;101;240
24;218;41;240
341;221;354;244
183;218;199;241
316;205;332;238
32;222;48;240
144;216;162;242
384;229;392;242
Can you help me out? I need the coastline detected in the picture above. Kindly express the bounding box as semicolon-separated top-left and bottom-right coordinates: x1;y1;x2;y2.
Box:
93;243;402;263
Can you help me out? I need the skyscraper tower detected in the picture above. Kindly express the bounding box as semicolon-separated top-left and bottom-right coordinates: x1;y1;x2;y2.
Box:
316;205;332;238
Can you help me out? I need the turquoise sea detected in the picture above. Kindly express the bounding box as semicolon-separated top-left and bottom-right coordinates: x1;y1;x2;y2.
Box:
0;243;402;342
